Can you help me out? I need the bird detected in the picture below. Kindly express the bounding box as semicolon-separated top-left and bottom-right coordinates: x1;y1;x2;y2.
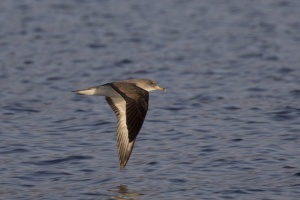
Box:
73;78;166;169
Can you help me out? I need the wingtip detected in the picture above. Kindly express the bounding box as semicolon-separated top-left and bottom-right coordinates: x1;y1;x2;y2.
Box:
119;166;125;170
119;163;126;170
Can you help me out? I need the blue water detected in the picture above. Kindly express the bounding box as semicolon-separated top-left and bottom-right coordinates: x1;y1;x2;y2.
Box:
1;0;300;199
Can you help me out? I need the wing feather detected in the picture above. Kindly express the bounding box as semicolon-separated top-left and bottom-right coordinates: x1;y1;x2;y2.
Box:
105;82;149;168
109;82;149;142
105;97;135;169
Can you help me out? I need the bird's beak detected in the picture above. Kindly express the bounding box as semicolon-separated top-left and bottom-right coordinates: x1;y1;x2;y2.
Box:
72;87;97;95
155;85;167;92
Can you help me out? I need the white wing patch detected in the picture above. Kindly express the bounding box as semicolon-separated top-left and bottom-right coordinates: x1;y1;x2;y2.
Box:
105;97;135;169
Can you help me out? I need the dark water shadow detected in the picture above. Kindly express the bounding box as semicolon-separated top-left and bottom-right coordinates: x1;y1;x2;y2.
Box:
108;184;143;200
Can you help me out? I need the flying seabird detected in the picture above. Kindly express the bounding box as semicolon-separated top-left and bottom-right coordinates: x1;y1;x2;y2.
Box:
73;78;166;169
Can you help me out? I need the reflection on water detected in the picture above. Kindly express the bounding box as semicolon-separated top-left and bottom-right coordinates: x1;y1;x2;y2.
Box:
109;185;143;200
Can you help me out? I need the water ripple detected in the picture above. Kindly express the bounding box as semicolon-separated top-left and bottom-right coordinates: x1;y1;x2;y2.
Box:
25;155;93;166
1;0;300;199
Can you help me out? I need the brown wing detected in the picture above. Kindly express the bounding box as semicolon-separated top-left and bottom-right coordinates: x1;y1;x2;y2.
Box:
109;82;149;142
105;82;149;168
106;96;135;168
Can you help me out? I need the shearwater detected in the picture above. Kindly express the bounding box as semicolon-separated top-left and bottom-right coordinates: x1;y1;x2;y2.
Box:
73;78;166;169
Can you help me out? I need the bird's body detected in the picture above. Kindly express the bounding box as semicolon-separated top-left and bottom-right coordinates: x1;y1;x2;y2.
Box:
74;79;165;169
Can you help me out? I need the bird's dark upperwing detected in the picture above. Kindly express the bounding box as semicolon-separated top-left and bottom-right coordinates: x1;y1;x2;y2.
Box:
105;82;149;168
108;82;149;142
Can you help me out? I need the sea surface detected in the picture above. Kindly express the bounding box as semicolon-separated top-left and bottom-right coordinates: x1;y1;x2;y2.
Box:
1;0;300;199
